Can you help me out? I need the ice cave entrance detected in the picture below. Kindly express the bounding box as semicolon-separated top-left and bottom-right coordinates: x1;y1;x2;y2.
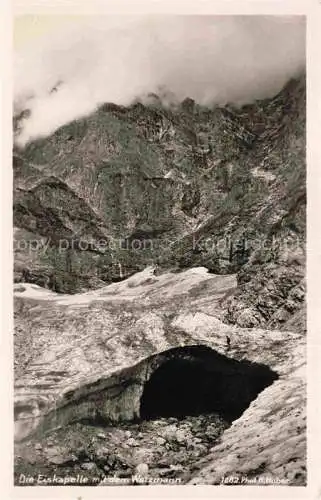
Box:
139;346;278;423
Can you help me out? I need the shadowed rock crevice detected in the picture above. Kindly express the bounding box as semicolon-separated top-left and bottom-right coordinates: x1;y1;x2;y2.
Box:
139;346;278;423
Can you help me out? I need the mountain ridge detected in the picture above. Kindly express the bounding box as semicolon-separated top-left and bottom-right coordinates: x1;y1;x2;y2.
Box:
13;74;306;330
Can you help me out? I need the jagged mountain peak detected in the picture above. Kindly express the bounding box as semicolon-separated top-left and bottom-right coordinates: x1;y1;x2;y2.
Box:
13;75;305;330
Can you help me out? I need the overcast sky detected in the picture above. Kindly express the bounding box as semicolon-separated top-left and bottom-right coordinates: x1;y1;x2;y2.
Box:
14;15;305;146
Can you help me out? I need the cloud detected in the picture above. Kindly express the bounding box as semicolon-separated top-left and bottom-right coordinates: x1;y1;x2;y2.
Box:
14;15;305;146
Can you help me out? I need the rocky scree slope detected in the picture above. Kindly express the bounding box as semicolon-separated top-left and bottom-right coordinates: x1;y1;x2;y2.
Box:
13;76;306;330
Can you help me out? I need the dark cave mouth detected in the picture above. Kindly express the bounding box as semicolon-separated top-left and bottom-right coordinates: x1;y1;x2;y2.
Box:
139;346;279;424
15;346;280;444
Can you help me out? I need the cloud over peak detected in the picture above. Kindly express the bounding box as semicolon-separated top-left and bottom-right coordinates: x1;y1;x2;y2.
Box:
14;15;305;146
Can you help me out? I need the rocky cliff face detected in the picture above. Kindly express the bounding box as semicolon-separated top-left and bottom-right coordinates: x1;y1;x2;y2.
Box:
13;76;306;330
13;74;306;486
